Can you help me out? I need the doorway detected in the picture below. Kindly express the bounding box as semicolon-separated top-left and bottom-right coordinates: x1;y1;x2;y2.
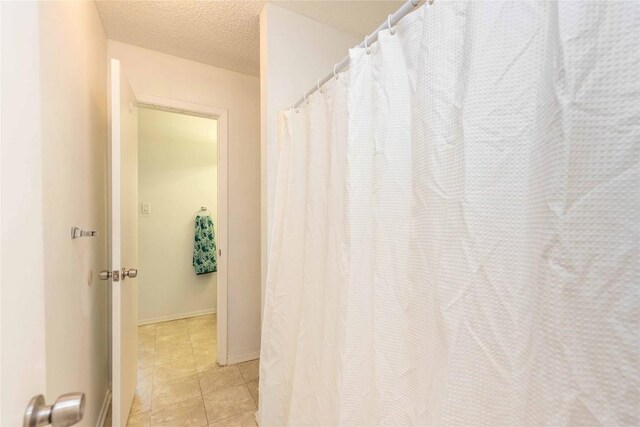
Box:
135;95;229;369
137;106;219;327
113;99;238;425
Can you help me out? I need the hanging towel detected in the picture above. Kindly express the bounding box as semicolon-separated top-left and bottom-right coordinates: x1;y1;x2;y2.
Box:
193;214;217;275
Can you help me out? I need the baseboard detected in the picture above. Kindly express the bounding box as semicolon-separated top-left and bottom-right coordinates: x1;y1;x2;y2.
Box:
96;389;112;427
138;308;217;325
226;350;260;365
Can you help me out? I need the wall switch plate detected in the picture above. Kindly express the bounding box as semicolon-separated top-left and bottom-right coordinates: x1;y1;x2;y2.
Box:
141;203;151;214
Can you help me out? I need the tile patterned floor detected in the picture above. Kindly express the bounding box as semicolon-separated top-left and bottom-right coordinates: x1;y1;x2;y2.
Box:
105;315;259;427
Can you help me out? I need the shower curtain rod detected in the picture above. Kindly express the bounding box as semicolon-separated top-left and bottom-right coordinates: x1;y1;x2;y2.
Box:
292;0;423;109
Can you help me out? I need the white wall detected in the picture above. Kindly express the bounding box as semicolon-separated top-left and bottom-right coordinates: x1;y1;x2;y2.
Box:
1;1;109;426
138;107;218;323
109;40;261;361
259;4;360;314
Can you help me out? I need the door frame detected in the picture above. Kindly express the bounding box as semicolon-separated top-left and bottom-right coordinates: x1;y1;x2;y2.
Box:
134;93;229;365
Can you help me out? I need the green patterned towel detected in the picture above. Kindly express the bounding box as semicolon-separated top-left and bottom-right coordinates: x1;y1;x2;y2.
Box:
193;214;217;275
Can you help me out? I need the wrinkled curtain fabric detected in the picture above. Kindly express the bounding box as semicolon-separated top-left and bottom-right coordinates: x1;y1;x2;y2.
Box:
260;1;639;426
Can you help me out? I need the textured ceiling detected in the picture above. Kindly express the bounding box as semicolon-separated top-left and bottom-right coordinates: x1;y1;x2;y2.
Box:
95;0;404;77
96;1;264;76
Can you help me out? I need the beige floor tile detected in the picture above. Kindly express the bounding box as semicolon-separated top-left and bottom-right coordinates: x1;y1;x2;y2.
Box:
194;350;219;374
139;334;156;351
192;342;216;356
127;411;150;427
208;410;257;427
131;380;152;415
139;324;157;337
154;358;197;386
156;333;190;346
139;333;156;347
138;326;157;349
187;315;215;326
150;397;208;427
137;372;153;393
156;340;191;354
156;322;190;335
187;315;216;328
139;322;158;330
156;332;191;348
237;360;259;383
138;348;155;370
245;381;258;406
191;336;216;352
138;364;154;381
203;385;256;424
155;319;188;331
190;328;217;344
155;320;188;335
199;366;244;396
192;338;216;359
152;373;202;411
133;316;257;427
189;329;214;339
154;343;195;367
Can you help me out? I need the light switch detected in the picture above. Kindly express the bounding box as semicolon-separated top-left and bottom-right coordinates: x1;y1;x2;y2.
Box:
141;203;151;214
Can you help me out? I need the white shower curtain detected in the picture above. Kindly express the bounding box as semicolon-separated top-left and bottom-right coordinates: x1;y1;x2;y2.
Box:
260;1;639;426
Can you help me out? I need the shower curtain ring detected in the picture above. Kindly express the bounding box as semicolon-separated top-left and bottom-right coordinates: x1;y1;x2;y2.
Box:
304;92;308;104
364;35;371;54
387;15;395;35
333;64;339;80
317;79;322;93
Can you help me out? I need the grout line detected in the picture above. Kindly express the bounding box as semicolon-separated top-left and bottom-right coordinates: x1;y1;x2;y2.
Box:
135;316;218;427
149;323;157;417
189;315;210;426
128;325;156;425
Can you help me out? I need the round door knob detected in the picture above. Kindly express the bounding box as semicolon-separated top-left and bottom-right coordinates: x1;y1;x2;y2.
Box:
51;393;85;427
123;268;138;279
23;392;85;427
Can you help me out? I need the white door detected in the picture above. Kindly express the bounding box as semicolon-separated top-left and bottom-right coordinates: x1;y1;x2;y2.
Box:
109;58;139;427
0;3;49;425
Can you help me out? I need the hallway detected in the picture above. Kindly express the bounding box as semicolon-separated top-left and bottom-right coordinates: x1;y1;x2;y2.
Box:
107;315;259;427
